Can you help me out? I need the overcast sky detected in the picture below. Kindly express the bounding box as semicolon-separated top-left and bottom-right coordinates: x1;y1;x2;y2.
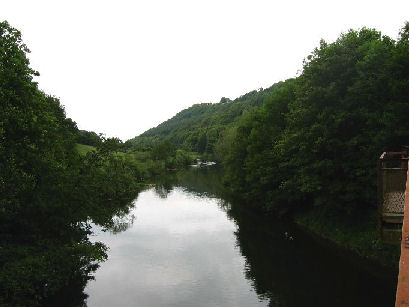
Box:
2;1;409;141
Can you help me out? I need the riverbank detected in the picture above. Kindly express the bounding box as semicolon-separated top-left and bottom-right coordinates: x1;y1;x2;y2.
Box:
84;168;397;306
295;206;401;269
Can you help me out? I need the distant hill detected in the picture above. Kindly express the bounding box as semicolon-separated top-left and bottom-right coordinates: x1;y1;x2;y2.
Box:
125;81;289;154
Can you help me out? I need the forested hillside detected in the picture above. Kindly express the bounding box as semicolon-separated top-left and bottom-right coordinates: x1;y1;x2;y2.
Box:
125;81;288;154
125;24;409;264
220;25;409;216
129;23;409;220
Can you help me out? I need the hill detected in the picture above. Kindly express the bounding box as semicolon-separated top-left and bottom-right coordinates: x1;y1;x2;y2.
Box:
125;81;289;154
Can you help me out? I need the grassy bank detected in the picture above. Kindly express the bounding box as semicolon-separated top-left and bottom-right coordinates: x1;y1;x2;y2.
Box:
76;143;199;183
76;143;96;155
295;206;401;269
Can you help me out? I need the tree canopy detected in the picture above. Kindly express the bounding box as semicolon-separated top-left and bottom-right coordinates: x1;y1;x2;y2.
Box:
0;21;141;306
220;25;409;214
125;82;288;155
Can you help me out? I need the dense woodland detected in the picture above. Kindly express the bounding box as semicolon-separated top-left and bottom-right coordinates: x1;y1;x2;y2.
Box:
130;24;409;217
0;20;200;305
0;21;154;306
223;25;409;215
2;19;409;305
125;81;287;154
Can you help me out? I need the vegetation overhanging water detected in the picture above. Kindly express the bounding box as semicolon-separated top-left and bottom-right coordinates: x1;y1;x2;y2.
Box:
2;20;409;306
83;167;397;307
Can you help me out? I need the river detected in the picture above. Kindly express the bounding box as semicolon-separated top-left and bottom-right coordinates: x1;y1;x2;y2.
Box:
84;167;397;307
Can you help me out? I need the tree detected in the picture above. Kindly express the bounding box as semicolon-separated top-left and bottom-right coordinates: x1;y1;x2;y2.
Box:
220;97;231;103
221;24;409;216
0;21;141;306
150;140;175;160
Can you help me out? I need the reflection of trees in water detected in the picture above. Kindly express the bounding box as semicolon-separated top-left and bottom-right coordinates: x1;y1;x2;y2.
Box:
161;167;282;304
154;184;173;199
45;167;227;305
156;166;231;200
226;205;288;307
41;193;140;306
43;274;90;307
153;172;176;198
104;214;136;234
51;167;396;307
226;203;396;307
169;168;284;305
170;167;396;307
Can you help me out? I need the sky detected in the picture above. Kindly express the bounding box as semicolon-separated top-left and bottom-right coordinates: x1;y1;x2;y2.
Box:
2;0;409;141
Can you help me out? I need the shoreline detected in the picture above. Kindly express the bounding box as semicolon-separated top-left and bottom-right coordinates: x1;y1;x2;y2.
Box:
294;207;401;271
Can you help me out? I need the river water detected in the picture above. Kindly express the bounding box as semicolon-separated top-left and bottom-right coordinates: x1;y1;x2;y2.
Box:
84;167;397;307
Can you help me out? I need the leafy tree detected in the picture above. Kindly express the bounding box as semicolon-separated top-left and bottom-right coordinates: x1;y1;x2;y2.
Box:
197;133;207;154
77;129;102;146
150;140;175;161
0;21;141;306
221;24;409;216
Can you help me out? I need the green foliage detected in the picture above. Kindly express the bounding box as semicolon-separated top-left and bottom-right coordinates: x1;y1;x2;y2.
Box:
150;140;175;161
221;24;409;216
76;129;102;147
76;143;96;155
165;149;193;169
3;18;408;303
125;82;288;155
145;140;195;169
219;97;231;103
0;21;143;306
295;207;400;267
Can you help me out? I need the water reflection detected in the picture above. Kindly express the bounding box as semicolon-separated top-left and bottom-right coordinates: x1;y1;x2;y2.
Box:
84;167;396;307
41;201;139;307
86;187;267;307
179;167;397;306
102;213;136;234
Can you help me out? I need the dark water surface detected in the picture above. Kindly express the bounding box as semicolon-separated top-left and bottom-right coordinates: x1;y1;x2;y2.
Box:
85;167;397;307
